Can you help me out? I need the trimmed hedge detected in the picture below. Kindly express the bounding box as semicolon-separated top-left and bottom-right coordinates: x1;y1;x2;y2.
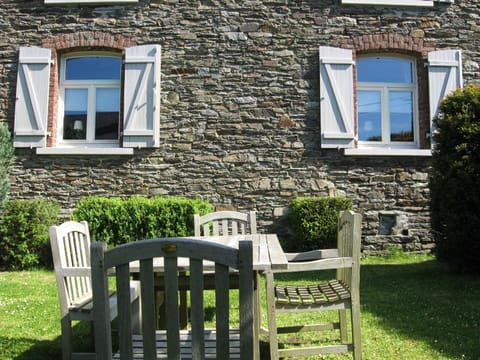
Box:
0;199;60;269
430;84;480;273
72;196;213;246
287;197;353;251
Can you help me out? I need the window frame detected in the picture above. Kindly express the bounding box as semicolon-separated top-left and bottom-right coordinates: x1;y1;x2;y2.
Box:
356;55;419;150
57;52;122;149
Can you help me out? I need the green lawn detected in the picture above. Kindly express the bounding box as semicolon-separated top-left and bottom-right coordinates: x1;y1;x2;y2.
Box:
1;254;479;360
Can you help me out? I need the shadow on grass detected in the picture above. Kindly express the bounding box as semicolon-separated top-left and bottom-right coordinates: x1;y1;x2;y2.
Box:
11;321;92;360
10;338;61;360
274;259;480;359
361;260;480;359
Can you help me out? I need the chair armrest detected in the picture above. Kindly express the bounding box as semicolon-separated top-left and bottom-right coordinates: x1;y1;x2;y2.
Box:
285;249;339;262
273;256;353;273
58;267;91;277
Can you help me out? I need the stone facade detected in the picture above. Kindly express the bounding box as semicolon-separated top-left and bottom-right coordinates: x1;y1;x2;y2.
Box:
1;0;479;252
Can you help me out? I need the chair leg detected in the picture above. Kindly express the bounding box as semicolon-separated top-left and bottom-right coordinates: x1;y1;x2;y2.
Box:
131;295;142;333
351;300;362;359
339;309;348;343
253;273;261;360
265;271;279;360
60;316;73;360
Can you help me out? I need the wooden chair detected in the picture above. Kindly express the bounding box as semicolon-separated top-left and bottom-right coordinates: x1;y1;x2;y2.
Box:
194;210;257;236
264;210;362;359
49;221;140;360
91;237;254;360
171;210;257;328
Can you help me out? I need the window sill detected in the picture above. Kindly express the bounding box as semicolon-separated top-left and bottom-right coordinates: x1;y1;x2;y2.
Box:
341;0;434;6
36;147;134;156
45;0;138;4
344;148;432;157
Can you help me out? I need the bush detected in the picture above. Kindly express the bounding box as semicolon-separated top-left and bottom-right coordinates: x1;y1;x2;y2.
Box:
0;124;15;209
430;84;480;273
287;196;353;251
72;196;213;246
0;199;60;269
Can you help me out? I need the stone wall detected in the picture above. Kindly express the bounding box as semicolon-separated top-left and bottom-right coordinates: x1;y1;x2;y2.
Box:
2;0;480;252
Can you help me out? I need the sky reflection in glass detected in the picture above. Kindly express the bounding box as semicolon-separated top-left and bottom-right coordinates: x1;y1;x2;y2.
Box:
357;57;412;83
66;57;121;80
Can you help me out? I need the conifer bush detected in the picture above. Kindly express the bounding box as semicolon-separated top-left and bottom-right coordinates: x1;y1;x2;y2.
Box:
0;123;15;209
430;84;480;273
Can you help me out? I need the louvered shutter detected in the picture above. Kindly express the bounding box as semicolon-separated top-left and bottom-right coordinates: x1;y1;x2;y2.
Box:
14;47;51;148
319;46;355;149
123;44;161;148
428;49;462;141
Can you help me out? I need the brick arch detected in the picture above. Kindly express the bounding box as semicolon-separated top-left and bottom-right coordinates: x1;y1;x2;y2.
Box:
343;32;435;57
42;32;136;147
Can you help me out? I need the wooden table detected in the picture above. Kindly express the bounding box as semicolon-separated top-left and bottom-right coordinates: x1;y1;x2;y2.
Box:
129;234;288;360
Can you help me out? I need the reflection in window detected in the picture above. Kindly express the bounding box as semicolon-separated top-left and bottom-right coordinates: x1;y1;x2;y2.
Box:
64;89;88;140
357;56;417;147
60;55;121;145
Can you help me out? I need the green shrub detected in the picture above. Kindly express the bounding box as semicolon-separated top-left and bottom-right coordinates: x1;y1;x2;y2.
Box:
0;199;60;269
72;196;213;246
287;197;353;251
0;124;15;209
430;84;480;273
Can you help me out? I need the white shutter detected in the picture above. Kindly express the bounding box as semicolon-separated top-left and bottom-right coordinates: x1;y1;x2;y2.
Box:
428;49;462;141
123;44;161;148
14;47;51;148
319;46;355;149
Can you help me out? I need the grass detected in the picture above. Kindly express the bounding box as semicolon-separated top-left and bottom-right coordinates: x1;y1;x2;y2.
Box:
1;254;479;360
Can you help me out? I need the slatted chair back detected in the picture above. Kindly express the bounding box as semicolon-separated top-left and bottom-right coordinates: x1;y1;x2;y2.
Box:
91;237;254;360
50;221;93;318
50;221;141;360
265;210;362;359
194;210;257;236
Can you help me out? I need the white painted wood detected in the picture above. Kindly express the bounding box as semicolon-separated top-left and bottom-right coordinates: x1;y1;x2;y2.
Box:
319;46;355;149
342;0;434;6
49;221;140;360
91;237;254;360
428;49;463;144
45;0;137;3
123;44;161;148
14;47;51;148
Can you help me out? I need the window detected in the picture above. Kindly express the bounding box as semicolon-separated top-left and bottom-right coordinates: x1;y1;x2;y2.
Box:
59;54;121;146
319;46;462;156
13;44;161;155
357;56;417;148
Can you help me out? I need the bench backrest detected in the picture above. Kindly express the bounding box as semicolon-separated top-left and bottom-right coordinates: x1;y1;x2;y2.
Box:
91;237;254;360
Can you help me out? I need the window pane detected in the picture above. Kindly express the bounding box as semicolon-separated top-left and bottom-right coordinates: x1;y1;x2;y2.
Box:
95;88;120;140
357;58;413;83
66;57;121;80
358;91;382;141
63;89;88;140
390;91;414;142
